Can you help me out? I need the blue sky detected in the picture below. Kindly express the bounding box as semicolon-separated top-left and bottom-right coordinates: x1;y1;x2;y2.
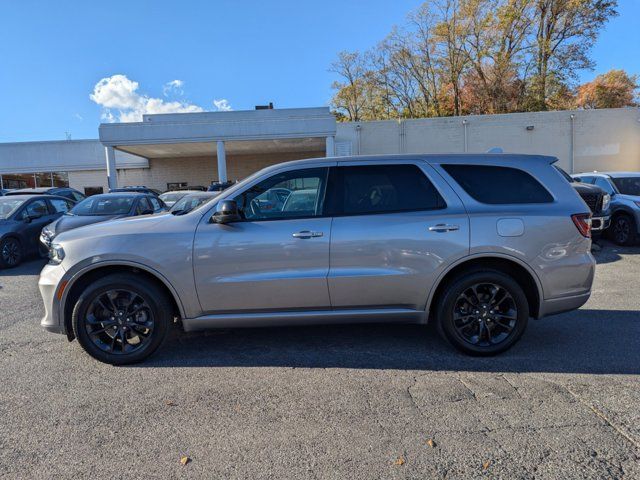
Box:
0;0;638;142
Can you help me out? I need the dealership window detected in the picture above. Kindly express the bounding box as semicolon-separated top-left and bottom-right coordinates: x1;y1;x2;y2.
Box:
84;186;104;196
0;171;69;190
167;182;188;191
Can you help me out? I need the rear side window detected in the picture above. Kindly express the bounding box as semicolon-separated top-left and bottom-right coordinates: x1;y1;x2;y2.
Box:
325;164;445;216
442;164;553;204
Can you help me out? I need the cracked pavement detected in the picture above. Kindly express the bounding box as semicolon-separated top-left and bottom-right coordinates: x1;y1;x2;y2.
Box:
0;241;639;479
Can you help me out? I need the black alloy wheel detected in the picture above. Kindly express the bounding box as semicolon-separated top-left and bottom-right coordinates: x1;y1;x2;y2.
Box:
72;274;172;365
437;270;529;356
0;237;22;268
611;214;637;246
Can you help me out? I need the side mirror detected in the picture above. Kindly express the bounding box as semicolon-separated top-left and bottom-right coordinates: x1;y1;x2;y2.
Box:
23;214;41;223
140;209;154;215
212;200;241;224
573;177;582;183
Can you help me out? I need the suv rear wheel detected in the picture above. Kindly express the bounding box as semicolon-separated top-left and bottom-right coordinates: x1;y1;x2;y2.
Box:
72;274;172;365
436;270;529;356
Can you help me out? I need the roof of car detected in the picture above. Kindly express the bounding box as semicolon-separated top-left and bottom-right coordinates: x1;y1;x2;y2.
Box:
0;193;71;201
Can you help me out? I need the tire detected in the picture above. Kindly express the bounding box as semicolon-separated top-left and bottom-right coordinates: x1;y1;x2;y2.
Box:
436;269;529;356
0;237;23;269
610;213;637;246
71;273;172;365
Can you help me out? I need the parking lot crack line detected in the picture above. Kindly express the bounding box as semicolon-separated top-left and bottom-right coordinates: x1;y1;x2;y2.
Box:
456;374;478;402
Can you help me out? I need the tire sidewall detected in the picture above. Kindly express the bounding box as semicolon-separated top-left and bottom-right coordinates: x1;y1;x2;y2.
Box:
72;275;170;365
612;214;636;246
437;270;529;356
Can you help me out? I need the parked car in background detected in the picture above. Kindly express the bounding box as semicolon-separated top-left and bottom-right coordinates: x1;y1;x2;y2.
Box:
159;190;202;208
40;193;166;248
0;189;9;196
6;187;85;203
0;194;75;268
109;186;162;196
554;167;611;234
169;192;218;215
572;172;640;245
207;181;235;193
39;154;595;364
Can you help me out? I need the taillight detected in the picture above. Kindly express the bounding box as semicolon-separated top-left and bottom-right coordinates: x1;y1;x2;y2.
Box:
572;213;592;238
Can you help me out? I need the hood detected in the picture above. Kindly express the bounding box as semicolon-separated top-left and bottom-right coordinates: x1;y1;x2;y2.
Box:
48;214;124;237
54;213;169;244
571;182;604;195
615;193;640;203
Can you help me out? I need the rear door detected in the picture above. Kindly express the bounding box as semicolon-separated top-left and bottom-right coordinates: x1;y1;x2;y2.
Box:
325;161;469;311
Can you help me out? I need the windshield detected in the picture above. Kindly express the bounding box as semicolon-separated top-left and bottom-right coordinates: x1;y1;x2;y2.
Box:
0;197;26;219
71;195;135;216
611;177;640;196
170;195;214;215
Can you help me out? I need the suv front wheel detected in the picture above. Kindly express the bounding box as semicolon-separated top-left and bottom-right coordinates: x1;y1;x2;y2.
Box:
72;274;172;365
436;270;529;356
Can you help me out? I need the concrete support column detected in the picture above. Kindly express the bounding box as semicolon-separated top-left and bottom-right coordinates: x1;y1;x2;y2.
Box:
216;140;227;183
105;146;117;190
326;135;335;157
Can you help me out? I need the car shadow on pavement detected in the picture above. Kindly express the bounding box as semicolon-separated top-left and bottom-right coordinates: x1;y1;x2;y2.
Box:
138;308;640;375
592;240;639;265
0;258;47;278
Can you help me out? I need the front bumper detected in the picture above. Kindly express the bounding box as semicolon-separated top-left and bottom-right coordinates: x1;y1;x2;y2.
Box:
591;215;610;232
39;263;67;335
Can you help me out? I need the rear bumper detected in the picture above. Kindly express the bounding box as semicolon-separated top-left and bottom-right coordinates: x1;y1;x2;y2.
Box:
539;291;591;318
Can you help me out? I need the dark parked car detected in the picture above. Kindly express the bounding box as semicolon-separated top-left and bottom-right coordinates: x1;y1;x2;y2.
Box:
572;171;640;245
40;193;166;247
109;186;162;196
0;194;75;268
555;167;611;233
169;192;218;215
5;187;86;203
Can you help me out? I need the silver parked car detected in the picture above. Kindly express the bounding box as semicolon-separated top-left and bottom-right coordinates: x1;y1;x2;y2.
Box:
39;154;595;364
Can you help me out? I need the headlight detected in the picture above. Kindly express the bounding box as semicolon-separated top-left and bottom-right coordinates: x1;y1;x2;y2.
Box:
602;193;611;211
49;243;65;265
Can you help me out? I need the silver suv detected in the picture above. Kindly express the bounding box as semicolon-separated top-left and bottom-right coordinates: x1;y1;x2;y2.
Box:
39;154;596;364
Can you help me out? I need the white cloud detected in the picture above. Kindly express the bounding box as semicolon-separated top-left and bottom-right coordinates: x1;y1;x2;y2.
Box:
90;74;204;122
163;79;184;97
213;98;232;111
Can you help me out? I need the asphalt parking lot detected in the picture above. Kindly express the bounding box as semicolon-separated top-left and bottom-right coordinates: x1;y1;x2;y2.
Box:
1;241;639;479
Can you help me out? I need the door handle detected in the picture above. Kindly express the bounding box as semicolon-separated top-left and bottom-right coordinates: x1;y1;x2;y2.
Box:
292;230;323;239
428;224;460;233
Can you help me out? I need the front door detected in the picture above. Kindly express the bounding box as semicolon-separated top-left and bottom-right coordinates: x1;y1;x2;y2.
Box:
325;162;470;311
19;198;55;255
193;167;332;314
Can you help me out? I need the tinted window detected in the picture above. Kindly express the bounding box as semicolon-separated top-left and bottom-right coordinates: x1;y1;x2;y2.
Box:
442;164;553;204
594;177;615;194
71;191;85;202
137;197;153;214
325;164;445;216
612;177;640;196
233;168;327;221
49;198;73;213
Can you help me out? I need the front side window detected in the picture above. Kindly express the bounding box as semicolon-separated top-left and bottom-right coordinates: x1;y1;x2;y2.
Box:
233;168;328;221
442;164;553;204
594;177;615;194
611;177;640;196
325;164;445;216
148;197;163;212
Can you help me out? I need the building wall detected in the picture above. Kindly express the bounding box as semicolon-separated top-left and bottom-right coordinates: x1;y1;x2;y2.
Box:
68;150;325;193
336;107;640;173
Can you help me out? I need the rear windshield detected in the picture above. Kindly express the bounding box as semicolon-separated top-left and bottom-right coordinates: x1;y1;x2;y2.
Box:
0;197;26;219
442;164;554;204
611;177;640;196
71;195;135;216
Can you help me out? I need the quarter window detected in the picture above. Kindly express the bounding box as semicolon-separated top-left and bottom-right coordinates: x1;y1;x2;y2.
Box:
325;164;445;216
233;168;328;221
49;198;73;213
442;164;553;204
21;199;49;219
